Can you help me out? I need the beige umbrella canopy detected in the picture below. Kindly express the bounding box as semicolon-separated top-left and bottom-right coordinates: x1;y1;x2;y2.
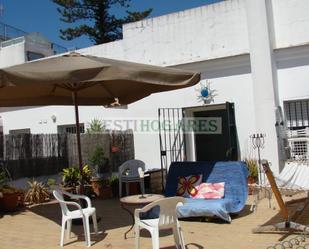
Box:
0;52;200;106
0;52;200;190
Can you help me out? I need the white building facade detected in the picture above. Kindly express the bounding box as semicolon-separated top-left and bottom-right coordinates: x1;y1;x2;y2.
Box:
1;0;309;173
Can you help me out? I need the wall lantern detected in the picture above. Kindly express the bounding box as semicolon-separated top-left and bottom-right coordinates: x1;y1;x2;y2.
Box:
51;114;57;123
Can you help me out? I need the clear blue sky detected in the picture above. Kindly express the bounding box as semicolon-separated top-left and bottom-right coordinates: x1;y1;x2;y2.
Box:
0;0;222;49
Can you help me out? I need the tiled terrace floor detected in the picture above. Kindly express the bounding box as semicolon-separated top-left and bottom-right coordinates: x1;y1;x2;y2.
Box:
0;194;308;249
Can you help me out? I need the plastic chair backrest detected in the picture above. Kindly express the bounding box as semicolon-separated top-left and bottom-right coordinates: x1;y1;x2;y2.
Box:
154;197;185;226
119;159;145;177
53;190;70;216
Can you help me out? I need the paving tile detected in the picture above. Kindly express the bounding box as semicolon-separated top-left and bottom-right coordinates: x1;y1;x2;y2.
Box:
0;194;308;249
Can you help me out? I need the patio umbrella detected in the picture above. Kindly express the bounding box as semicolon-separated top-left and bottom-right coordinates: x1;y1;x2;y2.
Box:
0;52;200;190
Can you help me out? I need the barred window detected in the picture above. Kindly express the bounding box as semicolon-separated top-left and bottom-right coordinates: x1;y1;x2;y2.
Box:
9;128;31;134
284;99;309;161
284;99;309;129
57;124;84;134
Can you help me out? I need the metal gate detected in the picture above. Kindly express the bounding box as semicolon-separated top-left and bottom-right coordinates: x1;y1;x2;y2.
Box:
158;108;186;186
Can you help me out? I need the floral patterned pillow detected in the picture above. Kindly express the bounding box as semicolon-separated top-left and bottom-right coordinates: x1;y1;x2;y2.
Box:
193;182;225;199
176;174;202;198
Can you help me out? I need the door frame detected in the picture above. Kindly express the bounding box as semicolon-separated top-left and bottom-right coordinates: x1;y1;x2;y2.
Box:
182;103;232;161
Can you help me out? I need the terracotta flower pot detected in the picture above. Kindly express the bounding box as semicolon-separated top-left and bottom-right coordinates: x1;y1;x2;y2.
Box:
0;192;19;212
111;146;120;153
91;178;102;197
100;186;112;199
91;177;112;199
247;176;256;195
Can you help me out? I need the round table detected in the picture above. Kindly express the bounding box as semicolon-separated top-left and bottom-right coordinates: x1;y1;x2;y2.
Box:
120;194;164;239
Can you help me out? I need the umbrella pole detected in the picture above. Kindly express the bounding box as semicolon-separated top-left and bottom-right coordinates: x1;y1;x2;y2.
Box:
72;91;84;194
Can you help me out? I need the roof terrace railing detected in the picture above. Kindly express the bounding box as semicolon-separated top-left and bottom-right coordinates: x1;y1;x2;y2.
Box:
0;22;67;55
0;22;26;42
0;36;25;48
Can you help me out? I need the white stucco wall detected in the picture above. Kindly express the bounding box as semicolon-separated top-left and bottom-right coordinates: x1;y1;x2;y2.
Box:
79;0;309;65
272;0;309;49
278;65;309;103
79;0;250;65
0;41;26;68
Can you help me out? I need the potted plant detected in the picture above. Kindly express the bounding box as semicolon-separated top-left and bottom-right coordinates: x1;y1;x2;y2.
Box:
47;178;57;190
89;177;112;199
0;186;24;211
88;147;109;177
24;180;50;205
100;178;113;199
111;145;120;153
0;168;7;188
61;165;93;195
245;158;259;194
80;165;93;197
81;165;92;184
109;175;119;198
0;168;24;211
88;147;111;198
61;166;80;193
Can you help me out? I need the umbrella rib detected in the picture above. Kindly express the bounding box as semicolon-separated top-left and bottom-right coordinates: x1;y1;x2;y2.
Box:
96;83;122;106
53;83;74;91
50;85;57;94
49;83;117;104
98;84;116;99
53;82;98;92
76;83;98;91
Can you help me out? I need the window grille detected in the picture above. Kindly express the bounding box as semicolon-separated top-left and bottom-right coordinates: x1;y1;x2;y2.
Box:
284;99;309;129
9;128;31;135
57;124;84;134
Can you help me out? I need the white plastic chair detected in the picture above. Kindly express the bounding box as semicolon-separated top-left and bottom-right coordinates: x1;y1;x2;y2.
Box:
53;190;98;247
118;159;146;197
134;197;186;249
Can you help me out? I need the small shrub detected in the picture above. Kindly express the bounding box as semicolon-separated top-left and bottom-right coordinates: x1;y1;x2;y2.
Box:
88;147;108;175
109;175;119;197
25;180;50;204
82;165;92;184
100;178;110;188
0;164;12;189
0;169;8;188
47;178;57;187
245;158;259;182
61;167;80;188
61;165;92;189
1;186;22;194
86;118;106;133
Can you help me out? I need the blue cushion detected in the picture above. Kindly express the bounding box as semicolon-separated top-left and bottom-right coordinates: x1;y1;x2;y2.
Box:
165;161;248;222
177;198;232;222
